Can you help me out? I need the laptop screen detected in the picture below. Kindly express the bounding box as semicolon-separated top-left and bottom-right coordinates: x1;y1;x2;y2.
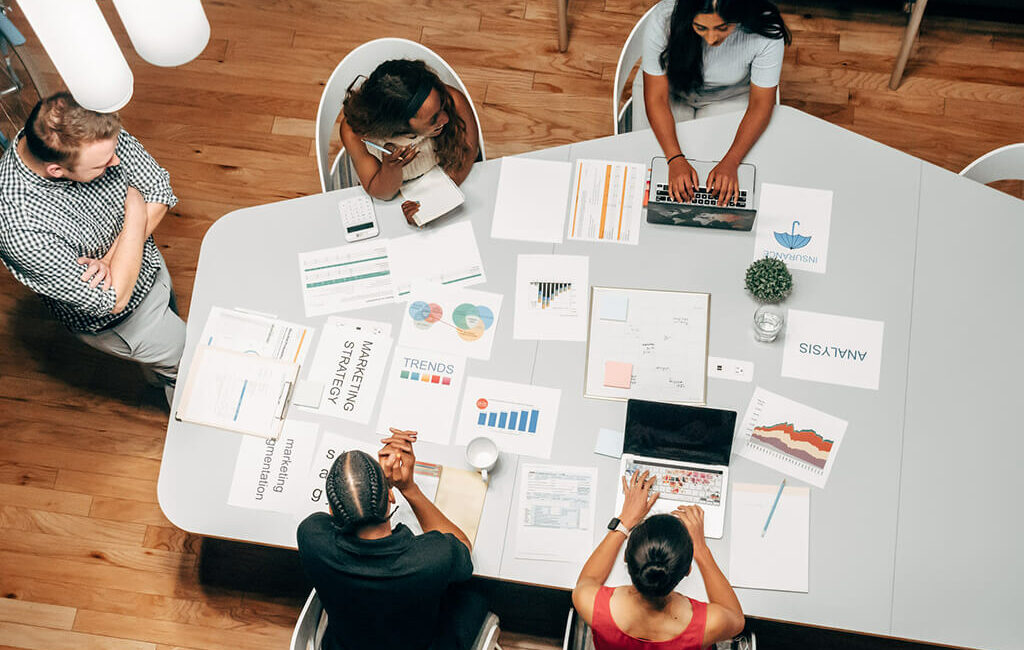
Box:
624;399;736;466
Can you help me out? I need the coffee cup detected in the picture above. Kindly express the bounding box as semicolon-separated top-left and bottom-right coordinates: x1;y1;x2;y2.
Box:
465;436;498;483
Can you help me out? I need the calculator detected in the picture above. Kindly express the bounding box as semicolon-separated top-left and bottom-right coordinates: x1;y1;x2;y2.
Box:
338;194;380;242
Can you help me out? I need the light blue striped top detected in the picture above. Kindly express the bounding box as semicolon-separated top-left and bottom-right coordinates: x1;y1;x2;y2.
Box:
642;0;785;105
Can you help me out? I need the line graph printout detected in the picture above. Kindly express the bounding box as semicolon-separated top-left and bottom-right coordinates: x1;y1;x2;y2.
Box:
736;387;848;488
566;159;645;245
298;240;395;317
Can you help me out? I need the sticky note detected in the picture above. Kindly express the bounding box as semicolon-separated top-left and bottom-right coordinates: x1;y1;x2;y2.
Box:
604;361;632;388
595;428;625;459
291;380;324;408
599;294;628;321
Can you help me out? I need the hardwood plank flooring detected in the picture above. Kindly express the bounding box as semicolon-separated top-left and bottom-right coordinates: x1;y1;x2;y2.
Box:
0;2;1020;649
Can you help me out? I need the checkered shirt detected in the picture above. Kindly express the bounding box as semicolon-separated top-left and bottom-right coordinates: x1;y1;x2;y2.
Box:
0;129;178;332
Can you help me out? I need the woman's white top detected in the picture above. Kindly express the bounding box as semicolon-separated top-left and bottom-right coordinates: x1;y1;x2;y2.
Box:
641;0;784;106
364;133;439;181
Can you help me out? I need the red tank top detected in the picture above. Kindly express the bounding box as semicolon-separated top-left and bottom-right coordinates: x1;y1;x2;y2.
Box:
590;586;708;650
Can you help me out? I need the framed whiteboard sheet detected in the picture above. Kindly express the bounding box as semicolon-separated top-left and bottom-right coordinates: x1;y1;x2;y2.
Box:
584;287;710;405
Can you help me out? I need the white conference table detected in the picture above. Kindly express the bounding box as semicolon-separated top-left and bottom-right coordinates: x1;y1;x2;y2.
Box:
159;107;1022;650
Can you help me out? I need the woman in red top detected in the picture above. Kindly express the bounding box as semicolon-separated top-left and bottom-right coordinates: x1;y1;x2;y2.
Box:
572;471;746;649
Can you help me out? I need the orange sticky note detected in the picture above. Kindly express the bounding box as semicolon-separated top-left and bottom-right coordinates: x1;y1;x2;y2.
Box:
604;361;632;389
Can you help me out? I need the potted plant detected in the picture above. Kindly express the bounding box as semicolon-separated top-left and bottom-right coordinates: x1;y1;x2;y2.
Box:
744;257;793;303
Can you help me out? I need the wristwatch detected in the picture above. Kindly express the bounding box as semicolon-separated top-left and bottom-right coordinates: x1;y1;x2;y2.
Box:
607;517;630;537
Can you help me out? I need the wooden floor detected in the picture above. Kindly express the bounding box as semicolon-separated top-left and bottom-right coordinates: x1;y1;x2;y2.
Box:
0;2;1020;648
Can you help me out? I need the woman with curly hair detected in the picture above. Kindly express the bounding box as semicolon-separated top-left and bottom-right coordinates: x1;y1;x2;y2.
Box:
635;0;791;208
340;59;480;224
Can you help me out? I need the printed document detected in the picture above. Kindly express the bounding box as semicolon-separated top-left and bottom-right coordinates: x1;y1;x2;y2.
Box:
298;239;395;317
514;464;597;562
227;419;318;513
781;309;885;390
566;159;645;245
387;220;486;298
200;307;313;364
455;377;562;459
752;183;833;274
491;157;571;243
729;482;810;592
513;254;589;341
376;345;466;446
398;282;503;361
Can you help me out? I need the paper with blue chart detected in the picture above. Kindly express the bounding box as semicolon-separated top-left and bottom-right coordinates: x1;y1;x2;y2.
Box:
454;377;561;459
781;309;885;390
376;345;467;446
752;183;833;274
398;282;503;360
513;254;589;341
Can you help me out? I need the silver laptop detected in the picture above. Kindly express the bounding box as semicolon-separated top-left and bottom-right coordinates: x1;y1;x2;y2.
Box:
615;399;737;539
646;156;758;232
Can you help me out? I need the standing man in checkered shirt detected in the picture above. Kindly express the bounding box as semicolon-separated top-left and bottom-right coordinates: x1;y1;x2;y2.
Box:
0;92;184;405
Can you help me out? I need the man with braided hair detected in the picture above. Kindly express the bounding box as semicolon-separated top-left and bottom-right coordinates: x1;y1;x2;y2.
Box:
297;428;487;650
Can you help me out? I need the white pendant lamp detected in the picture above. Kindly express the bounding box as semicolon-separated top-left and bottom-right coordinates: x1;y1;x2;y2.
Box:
112;0;210;68
18;0;134;113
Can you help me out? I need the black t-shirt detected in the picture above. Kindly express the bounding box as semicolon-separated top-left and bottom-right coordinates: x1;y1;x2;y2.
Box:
296;513;474;650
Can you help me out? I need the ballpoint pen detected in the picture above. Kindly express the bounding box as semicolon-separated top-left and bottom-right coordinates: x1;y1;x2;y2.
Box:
762;478;786;537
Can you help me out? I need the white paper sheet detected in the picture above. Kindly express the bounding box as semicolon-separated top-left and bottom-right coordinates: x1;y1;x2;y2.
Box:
200;307;313;364
298;239;395;317
585;287;710;404
566;159;646;245
513;255;589;341
376;346;467;446
454;377;561;459
302;316;393;424
781;309;885;390
176;346;298;438
594;428;624;459
398;282;503;361
729;482;810;592
491;157;571;243
387;221;486;298
514;464;597;562
752;183;833;273
228;419;318;512
392;461;442;535
401;166;465;227
296;431;381;517
736;387;848;488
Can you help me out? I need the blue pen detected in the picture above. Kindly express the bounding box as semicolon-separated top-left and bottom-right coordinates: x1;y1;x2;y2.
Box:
361;139;393;155
761;479;786;537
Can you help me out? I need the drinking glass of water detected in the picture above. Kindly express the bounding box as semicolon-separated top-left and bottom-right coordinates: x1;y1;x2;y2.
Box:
753;304;785;342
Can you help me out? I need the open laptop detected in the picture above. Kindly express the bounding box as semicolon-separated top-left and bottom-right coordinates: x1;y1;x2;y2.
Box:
646;156;758;231
615;399;737;539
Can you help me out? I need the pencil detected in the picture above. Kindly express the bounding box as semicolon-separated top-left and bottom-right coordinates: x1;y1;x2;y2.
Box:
361;139;393;155
761;479;786;537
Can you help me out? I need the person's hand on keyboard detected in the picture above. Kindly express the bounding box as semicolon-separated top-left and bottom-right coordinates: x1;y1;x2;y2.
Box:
706;159;740;207
668;156;700;202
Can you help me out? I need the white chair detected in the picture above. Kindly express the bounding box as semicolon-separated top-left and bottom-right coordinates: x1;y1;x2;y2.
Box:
562;608;594;650
613;8;781;135
290;589;502;650
289;590;327;650
314;38;486;193
959;143;1024;185
612;5;659;135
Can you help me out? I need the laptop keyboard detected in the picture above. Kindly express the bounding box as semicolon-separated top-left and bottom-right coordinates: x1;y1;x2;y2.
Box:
654;183;747;208
625;461;723;506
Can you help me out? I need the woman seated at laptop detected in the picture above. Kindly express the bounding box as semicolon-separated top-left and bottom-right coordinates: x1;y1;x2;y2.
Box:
634;0;790;206
341;59;480;224
572;471;746;649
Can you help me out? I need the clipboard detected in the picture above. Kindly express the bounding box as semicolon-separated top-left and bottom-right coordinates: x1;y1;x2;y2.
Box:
175;346;299;438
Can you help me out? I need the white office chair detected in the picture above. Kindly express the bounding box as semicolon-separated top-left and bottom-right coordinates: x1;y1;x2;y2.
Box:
562;608;595;650
314;38;487;193
959;143;1024;185
613;8;781;135
290;590;502;650
289;590;327;650
612;5;659;135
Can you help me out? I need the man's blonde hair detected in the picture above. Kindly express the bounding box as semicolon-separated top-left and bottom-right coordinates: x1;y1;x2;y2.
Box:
24;92;122;167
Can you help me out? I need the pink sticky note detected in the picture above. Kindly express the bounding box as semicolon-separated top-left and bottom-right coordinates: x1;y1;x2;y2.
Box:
604;361;632;389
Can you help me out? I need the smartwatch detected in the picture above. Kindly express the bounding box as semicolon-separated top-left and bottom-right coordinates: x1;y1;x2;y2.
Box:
607;517;630;537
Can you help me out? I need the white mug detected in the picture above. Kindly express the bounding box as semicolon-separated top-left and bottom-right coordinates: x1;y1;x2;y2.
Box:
465;436;498;483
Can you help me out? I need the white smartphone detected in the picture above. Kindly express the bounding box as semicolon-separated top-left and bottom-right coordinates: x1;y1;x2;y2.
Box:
338;194;379;242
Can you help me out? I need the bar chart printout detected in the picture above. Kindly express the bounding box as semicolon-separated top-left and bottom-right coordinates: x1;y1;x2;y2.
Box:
566;159;645;245
513;255;589;341
298;240;395;317
736;387;849;488
455;378;562;459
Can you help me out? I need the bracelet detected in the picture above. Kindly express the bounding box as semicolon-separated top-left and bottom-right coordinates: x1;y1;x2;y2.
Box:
666;153;685;165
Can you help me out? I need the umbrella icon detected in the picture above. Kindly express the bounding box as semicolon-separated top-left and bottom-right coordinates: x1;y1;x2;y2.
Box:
774;220;812;250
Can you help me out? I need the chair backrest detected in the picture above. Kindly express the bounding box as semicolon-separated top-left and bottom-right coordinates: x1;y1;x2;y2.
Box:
959;143;1024;185
315;37;486;193
613;5;660;135
289;590;326;650
562;607;595;650
471;611;502;650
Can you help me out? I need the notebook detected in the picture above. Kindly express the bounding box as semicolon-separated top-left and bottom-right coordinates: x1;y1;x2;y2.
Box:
615;399;737;539
401;166;465;227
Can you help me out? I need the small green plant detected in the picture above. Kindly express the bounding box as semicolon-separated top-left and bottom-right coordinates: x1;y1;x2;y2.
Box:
745;257;793;303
